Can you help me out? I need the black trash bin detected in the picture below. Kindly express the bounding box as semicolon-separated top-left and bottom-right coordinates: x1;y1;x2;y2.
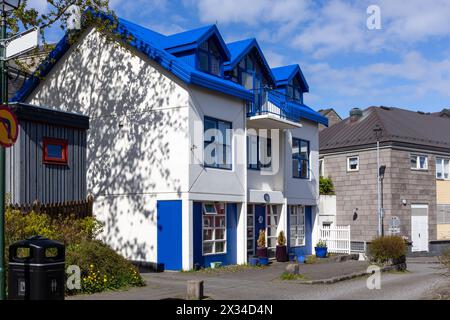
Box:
8;236;65;300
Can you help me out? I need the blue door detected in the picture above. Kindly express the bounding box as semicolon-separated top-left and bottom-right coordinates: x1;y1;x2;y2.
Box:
157;200;182;271
254;205;266;249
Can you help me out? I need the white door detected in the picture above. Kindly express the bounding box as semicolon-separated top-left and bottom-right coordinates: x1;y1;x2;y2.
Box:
411;204;429;252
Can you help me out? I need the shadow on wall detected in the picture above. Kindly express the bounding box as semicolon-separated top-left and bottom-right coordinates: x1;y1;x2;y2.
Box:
28;28;188;261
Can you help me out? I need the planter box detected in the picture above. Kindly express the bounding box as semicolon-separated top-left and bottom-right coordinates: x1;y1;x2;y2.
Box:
256;247;268;258
315;247;328;258
275;245;288;262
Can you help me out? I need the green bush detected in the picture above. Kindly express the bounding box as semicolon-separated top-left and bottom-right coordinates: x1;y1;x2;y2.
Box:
5;208;144;295
367;236;406;264
66;240;145;295
319;177;335;195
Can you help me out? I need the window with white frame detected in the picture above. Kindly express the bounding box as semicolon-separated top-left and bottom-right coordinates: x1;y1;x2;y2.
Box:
436;158;450;180
289;206;305;247
411;154;428;170
319;159;324;177
347;156;359;172
202;203;226;255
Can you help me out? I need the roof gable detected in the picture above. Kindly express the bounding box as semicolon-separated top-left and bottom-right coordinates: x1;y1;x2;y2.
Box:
272;64;309;92
224;38;275;85
162;25;231;60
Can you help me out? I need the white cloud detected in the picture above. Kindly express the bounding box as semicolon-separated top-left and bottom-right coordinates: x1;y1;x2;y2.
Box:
195;0;310;26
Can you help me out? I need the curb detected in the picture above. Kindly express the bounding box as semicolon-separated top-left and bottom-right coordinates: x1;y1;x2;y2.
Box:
298;264;404;285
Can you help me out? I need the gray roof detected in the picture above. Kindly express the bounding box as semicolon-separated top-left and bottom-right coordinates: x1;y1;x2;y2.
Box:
320;106;450;153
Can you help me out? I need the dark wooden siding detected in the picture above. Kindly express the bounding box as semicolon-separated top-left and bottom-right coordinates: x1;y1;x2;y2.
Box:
6;120;87;204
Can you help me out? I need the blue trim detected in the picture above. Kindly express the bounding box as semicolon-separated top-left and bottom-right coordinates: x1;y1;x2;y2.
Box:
157;200;183;271
193;202;237;268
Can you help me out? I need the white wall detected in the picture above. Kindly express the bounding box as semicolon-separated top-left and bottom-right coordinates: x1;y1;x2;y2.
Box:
285;120;320;206
27;28;192;261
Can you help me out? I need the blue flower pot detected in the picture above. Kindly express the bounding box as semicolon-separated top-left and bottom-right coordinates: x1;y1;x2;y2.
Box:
259;257;269;266
289;253;297;262
315;247;328;258
249;257;259;266
298;255;306;263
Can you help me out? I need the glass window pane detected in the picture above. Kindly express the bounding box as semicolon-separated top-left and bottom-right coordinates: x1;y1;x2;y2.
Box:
301;159;309;178
215;216;225;228
203;204;216;214
444;160;450;179
411;156;417;169
300;141;309;159
47;144;63;159
203;216;213;228
293;159;300;178
203;242;213;254
199;51;209;72
437;159;443;178
419;156;427;169
203;229;213;241
215;241;226;253
199;41;208;51
247;240;253;250
210;55;221;75
215;229;225;240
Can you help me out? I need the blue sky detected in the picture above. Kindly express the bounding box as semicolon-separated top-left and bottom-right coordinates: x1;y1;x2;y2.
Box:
32;0;450;118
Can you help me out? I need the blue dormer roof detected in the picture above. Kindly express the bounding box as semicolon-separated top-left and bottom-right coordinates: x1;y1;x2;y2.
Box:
272;64;309;92
162;25;231;60
225;38;275;85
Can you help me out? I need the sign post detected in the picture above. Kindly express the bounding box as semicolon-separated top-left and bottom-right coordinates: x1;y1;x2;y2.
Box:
0;0;30;299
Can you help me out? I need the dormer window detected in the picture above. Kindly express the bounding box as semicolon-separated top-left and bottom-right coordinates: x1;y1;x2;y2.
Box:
287;77;303;103
198;38;222;76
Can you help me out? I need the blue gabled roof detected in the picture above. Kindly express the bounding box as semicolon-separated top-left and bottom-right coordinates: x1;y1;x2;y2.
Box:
268;91;328;126
162;25;231;60
224;38;275;85
12;9;251;103
272;64;309;92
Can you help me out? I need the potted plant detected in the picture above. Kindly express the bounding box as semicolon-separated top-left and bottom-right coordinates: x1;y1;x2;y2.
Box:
275;231;288;262
315;239;328;258
256;230;269;265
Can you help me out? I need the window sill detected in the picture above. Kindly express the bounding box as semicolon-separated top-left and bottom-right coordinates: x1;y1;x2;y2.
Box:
202;252;227;257
292;176;310;180
204;164;233;171
43;161;68;166
411;168;428;172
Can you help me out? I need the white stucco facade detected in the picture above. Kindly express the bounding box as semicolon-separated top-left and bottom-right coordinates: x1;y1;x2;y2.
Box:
25;26;323;270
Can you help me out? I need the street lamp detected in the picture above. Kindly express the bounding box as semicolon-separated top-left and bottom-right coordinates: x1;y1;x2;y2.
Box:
373;125;383;238
0;0;20;12
0;0;21;301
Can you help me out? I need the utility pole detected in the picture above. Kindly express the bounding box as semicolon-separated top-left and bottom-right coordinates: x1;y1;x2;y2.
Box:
374;125;383;237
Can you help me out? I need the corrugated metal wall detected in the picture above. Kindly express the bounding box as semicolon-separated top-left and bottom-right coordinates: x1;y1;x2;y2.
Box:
6;120;87;204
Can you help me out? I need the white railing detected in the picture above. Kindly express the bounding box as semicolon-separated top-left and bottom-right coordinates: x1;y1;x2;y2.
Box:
320;225;351;254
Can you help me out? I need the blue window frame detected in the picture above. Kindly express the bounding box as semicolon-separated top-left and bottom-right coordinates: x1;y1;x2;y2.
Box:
292;138;309;179
204;116;232;170
197;38;223;77
247;134;271;170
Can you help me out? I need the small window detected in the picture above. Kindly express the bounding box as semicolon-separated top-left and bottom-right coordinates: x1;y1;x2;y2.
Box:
436;158;450;180
319;159;324;177
202;203;226;255
247;132;272;170
204;117;232;170
411;154;428;170
292;138;309;179
347;156;359;172
43;138;68;165
197;38;222;76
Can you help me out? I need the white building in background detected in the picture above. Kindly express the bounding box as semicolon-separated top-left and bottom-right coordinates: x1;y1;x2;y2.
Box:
13;9;328;270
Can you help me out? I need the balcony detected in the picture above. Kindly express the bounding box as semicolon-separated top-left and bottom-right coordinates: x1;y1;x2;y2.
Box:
246;88;303;129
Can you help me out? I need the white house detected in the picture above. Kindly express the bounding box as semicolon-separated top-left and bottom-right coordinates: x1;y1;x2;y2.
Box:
13;9;328;271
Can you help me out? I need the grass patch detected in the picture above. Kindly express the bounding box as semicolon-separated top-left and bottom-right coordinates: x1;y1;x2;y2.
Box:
280;272;307;281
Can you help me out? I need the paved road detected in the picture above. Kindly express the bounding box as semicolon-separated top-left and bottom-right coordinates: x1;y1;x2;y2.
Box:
71;258;449;300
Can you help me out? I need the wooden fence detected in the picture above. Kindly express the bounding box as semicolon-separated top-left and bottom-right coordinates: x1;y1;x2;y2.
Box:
320;225;351;254
8;194;94;219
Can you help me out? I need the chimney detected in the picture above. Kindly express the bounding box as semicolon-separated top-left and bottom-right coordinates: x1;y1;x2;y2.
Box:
349;108;363;122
